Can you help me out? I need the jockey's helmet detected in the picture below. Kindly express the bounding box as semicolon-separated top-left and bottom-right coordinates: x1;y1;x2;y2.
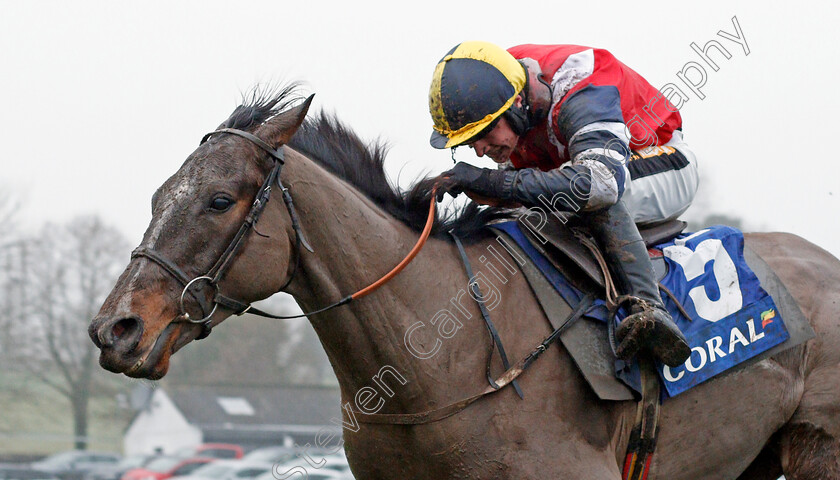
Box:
428;41;527;149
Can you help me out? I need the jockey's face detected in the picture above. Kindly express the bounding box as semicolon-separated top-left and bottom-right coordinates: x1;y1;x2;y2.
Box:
469;115;519;163
468;99;522;163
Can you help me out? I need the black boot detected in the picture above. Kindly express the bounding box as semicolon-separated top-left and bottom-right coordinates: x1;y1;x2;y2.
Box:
584;200;691;367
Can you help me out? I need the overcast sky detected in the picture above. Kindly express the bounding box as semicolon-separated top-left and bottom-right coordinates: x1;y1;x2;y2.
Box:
2;1;839;259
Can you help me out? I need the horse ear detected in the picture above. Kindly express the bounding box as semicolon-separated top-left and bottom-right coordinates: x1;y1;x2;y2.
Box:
256;94;315;147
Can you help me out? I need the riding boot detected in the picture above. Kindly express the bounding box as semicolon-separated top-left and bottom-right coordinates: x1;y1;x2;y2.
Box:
584;200;691;367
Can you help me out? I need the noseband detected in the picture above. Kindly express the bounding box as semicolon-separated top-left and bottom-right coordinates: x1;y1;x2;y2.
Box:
131;127;436;339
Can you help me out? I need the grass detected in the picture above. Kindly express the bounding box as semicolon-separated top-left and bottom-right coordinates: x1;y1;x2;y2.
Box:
0;368;134;455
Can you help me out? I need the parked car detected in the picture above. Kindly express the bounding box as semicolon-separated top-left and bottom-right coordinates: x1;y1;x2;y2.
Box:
239;448;297;465
169;461;272;480
313;454;350;475
121;457;215;480
256;469;347;480
84;455;155;480
172;445;242;461
0;467;60;480
268;451;352;480
31;452;121;480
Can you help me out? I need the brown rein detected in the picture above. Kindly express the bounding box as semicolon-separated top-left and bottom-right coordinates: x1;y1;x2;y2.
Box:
352;189;436;300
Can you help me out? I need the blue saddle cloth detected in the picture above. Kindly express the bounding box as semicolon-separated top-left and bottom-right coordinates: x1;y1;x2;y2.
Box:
493;221;790;397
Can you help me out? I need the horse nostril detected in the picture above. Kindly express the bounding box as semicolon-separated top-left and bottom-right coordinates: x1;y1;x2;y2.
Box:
112;318;131;339
97;316;143;350
89;320;103;348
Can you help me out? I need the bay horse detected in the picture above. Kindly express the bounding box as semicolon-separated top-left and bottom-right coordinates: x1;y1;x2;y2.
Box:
89;88;840;479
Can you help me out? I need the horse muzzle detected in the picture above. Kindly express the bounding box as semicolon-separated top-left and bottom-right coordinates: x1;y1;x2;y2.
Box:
89;312;182;379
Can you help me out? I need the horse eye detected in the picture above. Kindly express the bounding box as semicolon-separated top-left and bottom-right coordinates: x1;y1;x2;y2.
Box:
210;196;234;212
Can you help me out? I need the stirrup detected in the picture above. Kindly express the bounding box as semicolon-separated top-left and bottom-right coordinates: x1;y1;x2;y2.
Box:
608;295;690;367
607;294;647;359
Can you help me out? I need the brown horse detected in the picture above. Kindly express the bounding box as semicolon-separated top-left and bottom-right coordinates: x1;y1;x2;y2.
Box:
89;88;840;479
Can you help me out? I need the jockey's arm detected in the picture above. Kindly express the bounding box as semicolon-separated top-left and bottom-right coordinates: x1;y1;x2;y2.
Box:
502;85;631;214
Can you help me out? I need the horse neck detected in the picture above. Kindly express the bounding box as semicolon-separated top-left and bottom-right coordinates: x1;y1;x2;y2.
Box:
281;153;479;405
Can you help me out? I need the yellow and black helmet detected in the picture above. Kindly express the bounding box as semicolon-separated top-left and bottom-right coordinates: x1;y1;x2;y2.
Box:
429;41;527;149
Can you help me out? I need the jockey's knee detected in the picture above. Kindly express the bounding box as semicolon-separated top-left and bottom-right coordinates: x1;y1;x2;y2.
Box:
622;134;700;225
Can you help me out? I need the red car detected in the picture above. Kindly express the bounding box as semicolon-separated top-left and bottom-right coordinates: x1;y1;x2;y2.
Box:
121;457;215;480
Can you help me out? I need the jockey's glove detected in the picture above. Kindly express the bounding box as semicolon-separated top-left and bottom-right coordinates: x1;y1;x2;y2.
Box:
435;162;510;202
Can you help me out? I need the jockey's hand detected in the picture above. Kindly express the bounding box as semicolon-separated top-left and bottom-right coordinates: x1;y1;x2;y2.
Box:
435;162;508;202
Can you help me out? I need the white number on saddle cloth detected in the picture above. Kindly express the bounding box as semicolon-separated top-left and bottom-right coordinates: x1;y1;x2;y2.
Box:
662;229;743;322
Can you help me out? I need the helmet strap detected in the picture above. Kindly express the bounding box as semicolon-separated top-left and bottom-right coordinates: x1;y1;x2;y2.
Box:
507;60;537;136
503;104;530;136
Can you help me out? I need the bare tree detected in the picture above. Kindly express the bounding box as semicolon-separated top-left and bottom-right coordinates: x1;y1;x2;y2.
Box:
9;215;129;449
0;189;19;239
0;190;23;367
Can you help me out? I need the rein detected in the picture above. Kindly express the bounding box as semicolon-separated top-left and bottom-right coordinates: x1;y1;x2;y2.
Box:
132;128;437;338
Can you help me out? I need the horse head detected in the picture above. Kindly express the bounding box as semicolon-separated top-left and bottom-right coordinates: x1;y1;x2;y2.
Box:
89;89;313;379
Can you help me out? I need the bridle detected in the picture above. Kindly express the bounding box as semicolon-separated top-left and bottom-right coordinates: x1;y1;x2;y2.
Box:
131;127;435;339
131;127;309;338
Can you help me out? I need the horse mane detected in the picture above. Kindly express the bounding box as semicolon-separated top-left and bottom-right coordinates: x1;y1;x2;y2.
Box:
222;85;514;239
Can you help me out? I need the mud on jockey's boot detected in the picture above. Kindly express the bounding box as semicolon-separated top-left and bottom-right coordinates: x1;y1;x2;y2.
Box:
615;297;691;368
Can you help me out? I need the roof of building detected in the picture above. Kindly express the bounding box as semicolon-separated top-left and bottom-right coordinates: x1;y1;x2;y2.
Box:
164;384;342;429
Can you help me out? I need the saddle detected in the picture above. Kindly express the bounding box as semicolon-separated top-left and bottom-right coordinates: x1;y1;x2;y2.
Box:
515;214;685;291
490;214;815;401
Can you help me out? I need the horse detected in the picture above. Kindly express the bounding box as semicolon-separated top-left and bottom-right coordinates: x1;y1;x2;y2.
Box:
89;87;840;479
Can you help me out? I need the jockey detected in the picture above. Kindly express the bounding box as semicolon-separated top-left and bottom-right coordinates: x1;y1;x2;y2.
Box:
429;41;698;367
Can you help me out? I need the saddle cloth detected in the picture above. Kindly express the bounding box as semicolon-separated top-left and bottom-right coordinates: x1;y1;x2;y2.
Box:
490;219;815;399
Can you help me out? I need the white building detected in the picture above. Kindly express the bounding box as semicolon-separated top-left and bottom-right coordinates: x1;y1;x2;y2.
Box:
124;388;202;455
124;384;342;455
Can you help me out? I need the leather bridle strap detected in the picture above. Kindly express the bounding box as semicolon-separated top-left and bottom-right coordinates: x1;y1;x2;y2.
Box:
201;127;287;286
131;246;213;318
130;128;294;335
201;128;286;162
205;160;281;284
